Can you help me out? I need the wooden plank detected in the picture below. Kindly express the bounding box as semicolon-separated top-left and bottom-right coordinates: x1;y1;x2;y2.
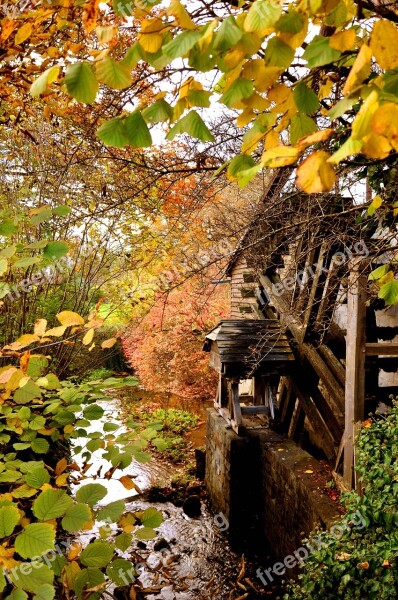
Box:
343;262;367;489
253;376;266;405
230;381;242;434
279;377;296;432
302;242;328;337
241;405;270;415
318;345;346;388
365;343;398;356
292;380;337;461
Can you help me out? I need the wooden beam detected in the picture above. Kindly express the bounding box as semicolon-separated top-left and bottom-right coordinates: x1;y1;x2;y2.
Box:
318;345;346;388
259;272;345;413
365;343;398;356
343;263;367;489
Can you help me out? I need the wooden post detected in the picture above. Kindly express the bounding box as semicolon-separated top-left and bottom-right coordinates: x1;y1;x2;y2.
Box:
343;261;367;489
253;376;266;405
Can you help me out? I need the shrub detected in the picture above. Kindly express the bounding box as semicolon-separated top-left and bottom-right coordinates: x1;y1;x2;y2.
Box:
286;401;398;599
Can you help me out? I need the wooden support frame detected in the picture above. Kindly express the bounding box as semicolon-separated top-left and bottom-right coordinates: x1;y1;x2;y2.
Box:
343;262;367;488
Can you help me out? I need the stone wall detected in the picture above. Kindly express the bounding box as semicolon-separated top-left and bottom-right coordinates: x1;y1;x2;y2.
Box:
205;409;340;560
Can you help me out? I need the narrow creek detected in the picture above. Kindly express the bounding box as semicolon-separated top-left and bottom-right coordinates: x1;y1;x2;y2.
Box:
71;385;278;599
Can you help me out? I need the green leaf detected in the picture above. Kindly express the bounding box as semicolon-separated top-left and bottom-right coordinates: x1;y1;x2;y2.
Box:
27;356;48;378
14;380;42;404
166;110;214;142
103;422;119;432
0;470;22;483
30;66;59;98
124;111;152;147
303;36;341;68
369;265;390;280
227;154;256;181
244;0;282;33
213;16;242;52
142;507;163;528
65;62;99;104
52;205;71;217
80;541;114;568
106;559;134;585
0;244;17;258
114;532;132;552
0;257;7;275
220;79;254;108
96;57;132;90
265;38;294;68
29;416;47;431
43;241;68;260
293;82;320;114
25;467;50;489
152;437;168;451
0;504;20;537
290;113;317;144
83;404;105;420
13;257;41;269
97;118;128;148
75;483;107;507
33;584;55;600
9;564;54;593
142;99;173;124
32;489;73;520
31;438;50;454
96;500;125;522
0;219;18;236
378;280;398;305
30;209;53;225
121;43;143;68
74;568;105;600
15;523;55;559
163;30;202;60
6;590;28;600
135;526;157;540
276;10;305;34
61;503;92;532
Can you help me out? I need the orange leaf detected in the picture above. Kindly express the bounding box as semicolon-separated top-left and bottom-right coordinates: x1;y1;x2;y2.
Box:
101;338;117;349
55;458;68;476
296;150;336;193
119;476;142;493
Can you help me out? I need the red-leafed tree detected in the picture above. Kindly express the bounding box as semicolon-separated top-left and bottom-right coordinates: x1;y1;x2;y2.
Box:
122;275;229;402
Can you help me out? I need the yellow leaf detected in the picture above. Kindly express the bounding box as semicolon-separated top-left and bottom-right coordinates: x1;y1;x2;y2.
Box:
362;132;391;159
0;367;17;385
267;83;291;105
264;129;280;149
101;337;117;349
40;483;53;492
119;475;141;492
167;0;196;30
34;319;47;337
55;458;68;476
82;328;94;346
82;0;100;34
296;150;336;193
0;20;16;43
261;145;299;167
298;128;334;148
343;44;372;95
119;513;136;533
45;325;67;337
371;20;398;71
377;271;394;286
96;25;118;44
330;29;356;52
67;542;82;562
37;427;56;436
371;195;383;210
372;102;398;151
15;334;40;349
15;22;32;45
237;108;255;128
55;473;69;487
56;311;85;327
351;90;379;140
6;369;24;392
304;469;313;474
64;424;74;434
0;545;20;570
139;18;165;53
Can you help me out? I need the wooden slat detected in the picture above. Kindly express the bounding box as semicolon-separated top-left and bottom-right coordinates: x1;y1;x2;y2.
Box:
365;343;398;356
240;405;270;415
344;262;367;489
